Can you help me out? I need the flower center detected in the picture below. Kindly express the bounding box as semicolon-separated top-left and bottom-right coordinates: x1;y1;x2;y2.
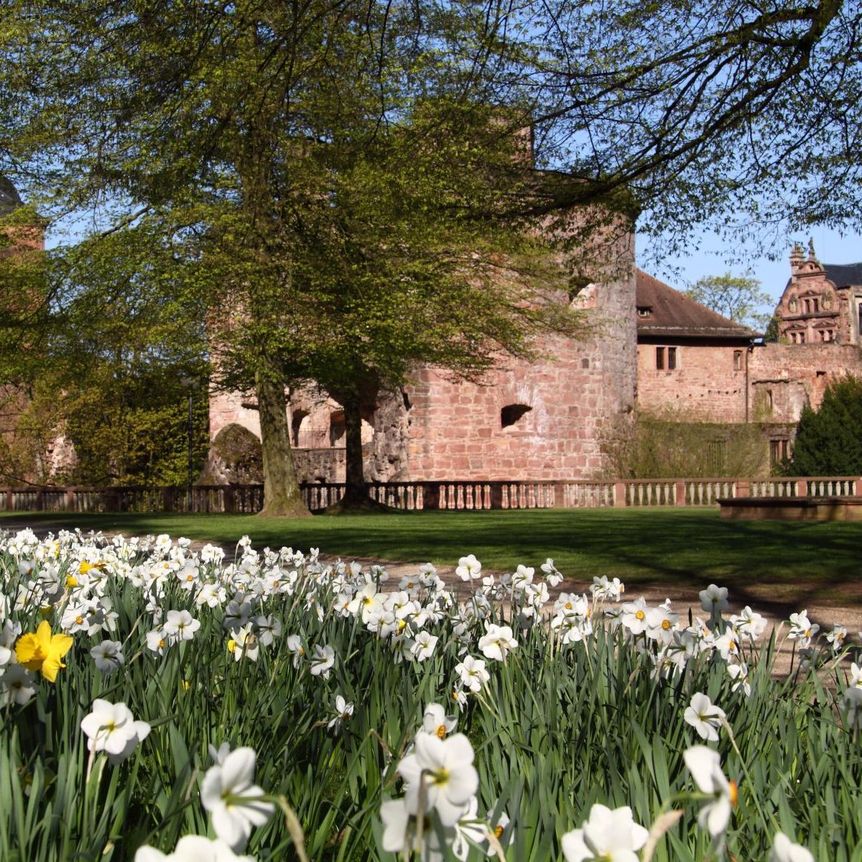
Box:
728;780;739;807
436;724;447;739
661;619;672;630
429;768;449;787
635;610;645;621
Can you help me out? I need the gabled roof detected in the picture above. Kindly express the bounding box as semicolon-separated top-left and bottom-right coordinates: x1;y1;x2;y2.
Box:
823;262;862;288
636;269;756;341
0;176;22;216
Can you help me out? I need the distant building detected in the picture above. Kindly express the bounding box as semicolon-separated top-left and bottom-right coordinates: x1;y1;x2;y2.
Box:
635;269;756;422
774;241;862;345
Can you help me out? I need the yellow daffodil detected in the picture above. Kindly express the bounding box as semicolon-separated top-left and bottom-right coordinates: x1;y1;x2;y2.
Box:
15;621;74;682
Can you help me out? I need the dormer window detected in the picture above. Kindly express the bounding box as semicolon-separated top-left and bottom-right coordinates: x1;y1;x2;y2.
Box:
637;306;652;317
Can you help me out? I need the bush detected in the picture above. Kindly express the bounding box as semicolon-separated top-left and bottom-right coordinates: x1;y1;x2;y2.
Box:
788;376;862;476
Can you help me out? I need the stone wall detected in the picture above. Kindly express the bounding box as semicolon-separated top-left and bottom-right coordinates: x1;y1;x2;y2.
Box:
636;341;749;422
387;246;637;481
748;342;862;423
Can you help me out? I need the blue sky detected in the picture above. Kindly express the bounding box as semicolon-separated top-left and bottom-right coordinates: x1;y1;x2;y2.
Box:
639;227;862;314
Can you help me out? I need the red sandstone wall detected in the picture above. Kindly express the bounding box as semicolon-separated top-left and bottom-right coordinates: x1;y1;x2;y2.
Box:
636;343;749;422
395;259;637;481
748;343;862;423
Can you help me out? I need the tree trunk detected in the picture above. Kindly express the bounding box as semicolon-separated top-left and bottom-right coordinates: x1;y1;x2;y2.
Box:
341;394;371;507
255;369;310;517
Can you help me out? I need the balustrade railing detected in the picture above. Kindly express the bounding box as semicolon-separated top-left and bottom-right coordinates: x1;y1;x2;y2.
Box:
0;476;859;514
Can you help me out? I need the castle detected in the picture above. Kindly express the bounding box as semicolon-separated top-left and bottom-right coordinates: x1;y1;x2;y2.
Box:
1;174;860;485
209;239;862;484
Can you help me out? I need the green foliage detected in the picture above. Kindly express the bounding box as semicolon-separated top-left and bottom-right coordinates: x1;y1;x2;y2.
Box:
1;536;861;860
684;273;773;332
788;376;862;476
601;411;769;479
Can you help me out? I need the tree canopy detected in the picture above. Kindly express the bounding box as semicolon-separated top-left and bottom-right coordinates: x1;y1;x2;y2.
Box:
1;0;861;505
685;273;773;332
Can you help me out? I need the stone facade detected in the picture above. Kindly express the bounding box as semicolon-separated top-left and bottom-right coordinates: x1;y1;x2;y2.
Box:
208;232;862;484
775;242;862;345
633;253;862;471
209;231;637;483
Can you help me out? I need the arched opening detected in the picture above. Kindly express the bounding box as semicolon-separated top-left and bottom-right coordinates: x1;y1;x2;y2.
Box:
501;403;532;429
291;410;309;447
329;410;346;446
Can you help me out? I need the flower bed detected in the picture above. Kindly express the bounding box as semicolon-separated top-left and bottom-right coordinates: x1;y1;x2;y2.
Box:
0;529;860;860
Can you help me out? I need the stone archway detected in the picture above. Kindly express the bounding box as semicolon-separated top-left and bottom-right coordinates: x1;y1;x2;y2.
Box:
199;423;263;484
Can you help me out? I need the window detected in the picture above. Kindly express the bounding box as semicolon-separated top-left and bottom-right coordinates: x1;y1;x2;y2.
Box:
733;350;743;371
637;306;652;317
656;346;677;370
770;439;790;467
501;404;532;428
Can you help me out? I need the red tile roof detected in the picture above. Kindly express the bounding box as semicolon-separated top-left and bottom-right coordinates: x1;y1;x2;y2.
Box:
636;269;756;341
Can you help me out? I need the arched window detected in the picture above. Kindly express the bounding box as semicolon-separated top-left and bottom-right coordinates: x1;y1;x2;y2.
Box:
500;404;532;428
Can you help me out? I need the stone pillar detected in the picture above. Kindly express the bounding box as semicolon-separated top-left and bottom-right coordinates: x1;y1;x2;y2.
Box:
613;481;627;508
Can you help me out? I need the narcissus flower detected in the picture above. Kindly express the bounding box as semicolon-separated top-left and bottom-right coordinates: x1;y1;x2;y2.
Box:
15;620;73;682
770;832;815;862
81;699;151;764
561;803;649;862
135;835;254;861
201;746;274;851
397;732;478;826
684;745;737;839
684;692;726;741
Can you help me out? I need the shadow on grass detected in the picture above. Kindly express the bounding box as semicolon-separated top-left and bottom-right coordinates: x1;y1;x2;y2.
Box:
2;509;860;612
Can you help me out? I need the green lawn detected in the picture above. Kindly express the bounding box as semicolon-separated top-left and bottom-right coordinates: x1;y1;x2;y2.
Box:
2;508;860;604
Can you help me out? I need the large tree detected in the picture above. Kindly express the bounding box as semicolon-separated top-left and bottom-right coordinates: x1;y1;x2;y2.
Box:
2;0;861;510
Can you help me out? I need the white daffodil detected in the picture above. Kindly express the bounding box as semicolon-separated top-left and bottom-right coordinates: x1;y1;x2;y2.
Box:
134;835;255;862
541;558;564;588
90;640;125;674
309;644;335;678
646;605;679;644
727;662;752;697
454;656;490;693
561;803;649;862
620;597;650;635
683;745;736;839
714;630;742;662
455;555;482;581
422;703;458;739
478;624;517;661
285;634;305;668
730;606;767;641
699;584;729;614
80;699;151;765
788;611;819;646
200;746;274;851
397;732;479;826
684;692;726;741
0;664;36;706
411;631;439;662
770;832;815;862
826;624;848;652
328;694;354;732
592;575;623;602
163;609;201;643
227;625;259;662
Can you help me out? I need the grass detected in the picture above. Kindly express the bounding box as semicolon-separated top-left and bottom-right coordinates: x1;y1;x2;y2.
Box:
2;507;861;605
